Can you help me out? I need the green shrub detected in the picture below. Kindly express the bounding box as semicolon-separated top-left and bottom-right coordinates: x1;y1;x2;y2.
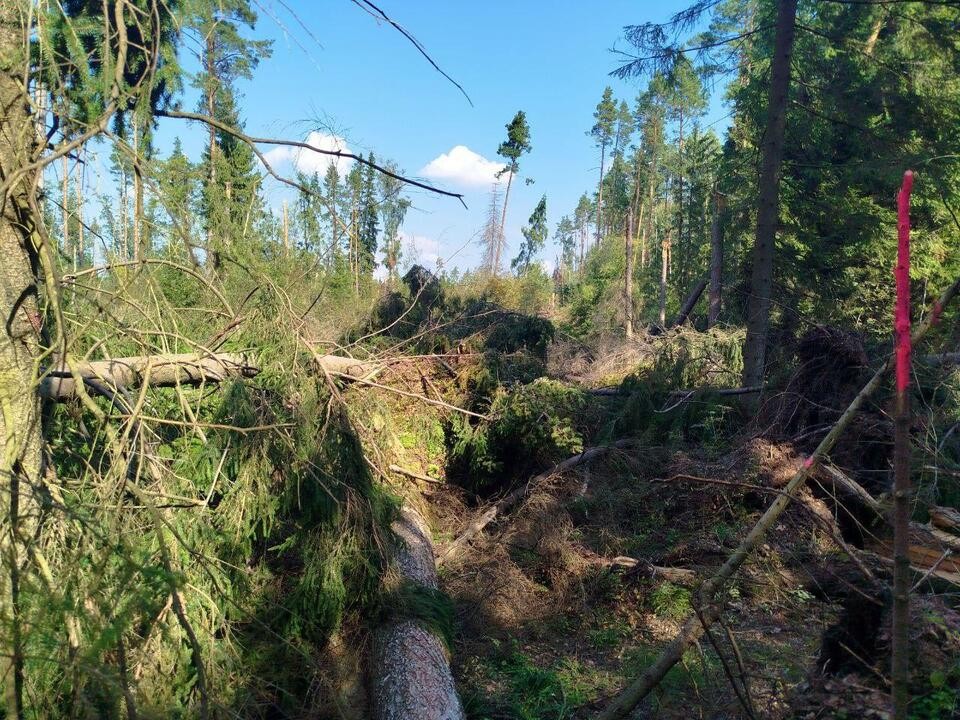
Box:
447;379;586;493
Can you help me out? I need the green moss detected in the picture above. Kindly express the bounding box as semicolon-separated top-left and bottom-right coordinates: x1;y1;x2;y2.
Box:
375;580;456;650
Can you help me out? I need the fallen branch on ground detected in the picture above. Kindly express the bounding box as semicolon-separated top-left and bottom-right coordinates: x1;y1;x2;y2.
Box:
597;269;960;720
332;372;491;420
437;439;639;567
590;556;698;586
588;385;763;398
388;464;443;485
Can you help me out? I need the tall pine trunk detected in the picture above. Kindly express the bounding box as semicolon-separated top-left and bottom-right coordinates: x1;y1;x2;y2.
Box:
741;0;798;390
0;6;43;713
595;145;606;245
133;120;145;261
495;168;514;274
659;230;670;326
708;185;723;328
625;209;634;338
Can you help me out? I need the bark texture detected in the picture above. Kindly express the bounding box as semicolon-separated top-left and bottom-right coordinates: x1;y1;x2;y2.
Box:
707;187;723;328
672;278;708;329
371;507;465;720
42;352;260;400
0;3;43;713
741;0;798;390
624;208;634;338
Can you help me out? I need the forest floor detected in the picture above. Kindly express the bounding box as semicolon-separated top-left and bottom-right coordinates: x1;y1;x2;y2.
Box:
354;320;960;720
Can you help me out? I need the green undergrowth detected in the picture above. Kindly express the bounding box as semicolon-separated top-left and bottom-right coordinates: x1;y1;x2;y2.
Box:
34;257;399;717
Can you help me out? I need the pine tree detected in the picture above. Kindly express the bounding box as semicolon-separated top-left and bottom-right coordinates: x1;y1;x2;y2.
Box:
590;87;618;243
495;111;532;274
323;164;342;268
574;194;593;271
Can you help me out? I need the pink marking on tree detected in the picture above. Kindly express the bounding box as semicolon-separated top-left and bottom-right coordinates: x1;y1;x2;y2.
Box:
895;171;914;393
802;456;814;469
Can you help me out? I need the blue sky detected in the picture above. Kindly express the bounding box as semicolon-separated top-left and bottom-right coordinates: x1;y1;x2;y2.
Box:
154;0;731;274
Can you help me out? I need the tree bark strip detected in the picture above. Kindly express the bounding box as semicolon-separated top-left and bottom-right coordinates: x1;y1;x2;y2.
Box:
708;186;723;328
0;5;43;714
625;208;634;338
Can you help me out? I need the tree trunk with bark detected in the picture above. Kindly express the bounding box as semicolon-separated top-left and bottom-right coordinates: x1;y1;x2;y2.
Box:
42;352;260;400
659;230;671;327
741;0;798;391
672;278;707;329
708;186;724;328
625;208;634;338
495;169;514;274
371;507;465;720
0;5;43;713
596;145;606;245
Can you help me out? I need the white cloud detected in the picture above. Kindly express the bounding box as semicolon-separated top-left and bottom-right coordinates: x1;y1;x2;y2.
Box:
420;145;507;187
262;131;352;177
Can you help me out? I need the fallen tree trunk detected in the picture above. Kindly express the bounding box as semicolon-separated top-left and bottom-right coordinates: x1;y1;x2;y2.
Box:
588;385;762;398
816;464;883;518
42;352;259;401
671;277;708;328
438;439;639;567
597;269;960;720
929;505;960;533
918;352;960;367
371;507;465;720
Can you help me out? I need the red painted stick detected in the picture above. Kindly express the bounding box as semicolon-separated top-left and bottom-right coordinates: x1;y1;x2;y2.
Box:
895;171;914;393
892;169;913;720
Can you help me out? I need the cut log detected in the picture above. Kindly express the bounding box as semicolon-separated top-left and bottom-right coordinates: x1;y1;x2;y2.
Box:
42;352;259;401
438;439;639;567
371;507;465;720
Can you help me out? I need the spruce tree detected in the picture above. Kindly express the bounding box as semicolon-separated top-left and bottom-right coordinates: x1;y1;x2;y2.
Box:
512;195;548;274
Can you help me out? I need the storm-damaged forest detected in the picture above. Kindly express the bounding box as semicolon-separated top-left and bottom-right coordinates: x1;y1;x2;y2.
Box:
2;1;960;718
